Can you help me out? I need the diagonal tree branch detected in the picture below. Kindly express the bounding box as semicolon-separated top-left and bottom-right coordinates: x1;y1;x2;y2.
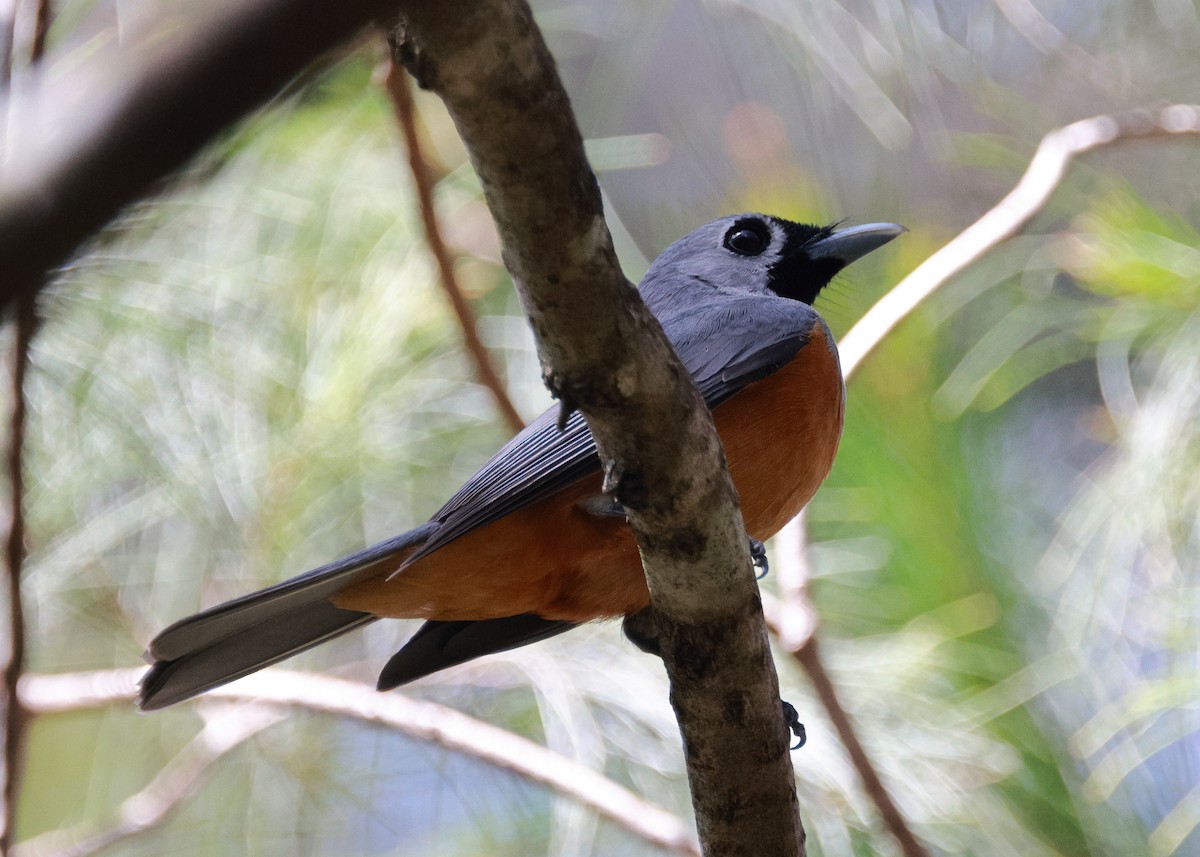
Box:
20;669;701;855
763;525;928;857
389;4;802;853
13;706;281;857
838;105;1200;381
767;103;1200;857
383;58;525;434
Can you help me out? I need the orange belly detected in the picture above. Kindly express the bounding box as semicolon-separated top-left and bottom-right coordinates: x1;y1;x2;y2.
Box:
334;326;844;622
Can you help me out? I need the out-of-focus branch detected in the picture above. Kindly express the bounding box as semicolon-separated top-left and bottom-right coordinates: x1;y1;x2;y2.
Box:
28;0;50;62
838;104;1200;381
763;520;929;857
20;668;701;856
13;706;281;857
992;0;1124;95
0;296;35;857
1;4;50;846
391;3;802;853
0;0;396;307
383;60;525;435
768;104;1200;857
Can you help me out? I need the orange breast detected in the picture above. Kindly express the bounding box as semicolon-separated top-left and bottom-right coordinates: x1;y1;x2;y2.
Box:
333;324;844;623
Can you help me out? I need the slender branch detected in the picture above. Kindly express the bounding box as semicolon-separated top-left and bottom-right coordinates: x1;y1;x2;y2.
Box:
383;59;525;434
0;296;35;857
763;522;929;857
391;3;802;854
765;104;1200;857
13;706;281;857
838;104;1200;382
1;4;51;845
20;668;701;856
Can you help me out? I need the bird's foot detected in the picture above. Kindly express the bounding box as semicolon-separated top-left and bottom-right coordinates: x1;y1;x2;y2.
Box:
781;700;807;749
749;538;768;579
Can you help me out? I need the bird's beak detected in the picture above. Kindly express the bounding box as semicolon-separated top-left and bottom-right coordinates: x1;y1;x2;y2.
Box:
807;222;906;266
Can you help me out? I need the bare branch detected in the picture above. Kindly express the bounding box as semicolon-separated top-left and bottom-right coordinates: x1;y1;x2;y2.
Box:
0;0;396;307
391;3;802;853
0;295;35;857
763;104;1200;857
20;669;700;856
14;706;281;857
838;105;1200;382
383;59;525;434
765;521;930;857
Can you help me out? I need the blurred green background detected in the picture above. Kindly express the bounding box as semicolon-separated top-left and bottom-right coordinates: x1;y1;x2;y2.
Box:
8;0;1200;854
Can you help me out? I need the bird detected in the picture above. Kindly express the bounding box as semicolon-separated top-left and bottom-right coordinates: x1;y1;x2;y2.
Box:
137;213;904;710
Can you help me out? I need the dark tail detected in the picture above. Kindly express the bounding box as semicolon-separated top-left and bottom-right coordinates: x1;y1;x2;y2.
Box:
137;523;436;710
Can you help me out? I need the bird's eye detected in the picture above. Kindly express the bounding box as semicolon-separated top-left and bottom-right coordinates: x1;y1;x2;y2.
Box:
723;222;769;256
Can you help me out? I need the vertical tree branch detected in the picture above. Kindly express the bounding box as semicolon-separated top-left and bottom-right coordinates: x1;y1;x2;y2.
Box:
1;294;36;856
383;59;525;434
0;4;50;844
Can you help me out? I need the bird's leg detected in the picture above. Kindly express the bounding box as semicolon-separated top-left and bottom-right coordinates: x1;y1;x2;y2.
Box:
622;607;805;747
621;607;661;655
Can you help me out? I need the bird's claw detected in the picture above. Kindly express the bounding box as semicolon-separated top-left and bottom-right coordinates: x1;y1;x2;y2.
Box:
749;538;768;579
782;700;806;749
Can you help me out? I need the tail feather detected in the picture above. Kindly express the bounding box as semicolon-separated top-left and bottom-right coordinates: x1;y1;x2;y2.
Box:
137;523;436;710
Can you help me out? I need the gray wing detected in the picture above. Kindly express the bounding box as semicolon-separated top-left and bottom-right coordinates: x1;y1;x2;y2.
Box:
407;294;818;562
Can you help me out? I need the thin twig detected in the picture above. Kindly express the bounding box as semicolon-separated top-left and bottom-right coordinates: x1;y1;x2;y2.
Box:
838;104;1200;382
769;104;1200;857
13;706;281;857
1;293;37;857
20;669;701;856
765;524;930;857
1;4;51;846
383;59;525;434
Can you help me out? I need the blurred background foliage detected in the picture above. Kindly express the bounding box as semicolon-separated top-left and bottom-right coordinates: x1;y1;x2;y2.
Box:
7;0;1200;854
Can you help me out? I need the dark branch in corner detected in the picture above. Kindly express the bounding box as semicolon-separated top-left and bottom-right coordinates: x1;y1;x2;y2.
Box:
0;0;395;307
390;3;803;854
383;60;525;435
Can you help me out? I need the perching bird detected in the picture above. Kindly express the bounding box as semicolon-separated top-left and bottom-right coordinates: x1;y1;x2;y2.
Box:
138;213;903;710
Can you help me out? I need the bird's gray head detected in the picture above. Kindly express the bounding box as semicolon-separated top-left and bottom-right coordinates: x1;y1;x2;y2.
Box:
639;213;904;311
